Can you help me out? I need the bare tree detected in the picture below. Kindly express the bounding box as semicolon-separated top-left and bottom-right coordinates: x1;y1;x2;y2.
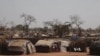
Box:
44;19;61;27
95;25;100;33
21;14;36;33
44;19;71;38
0;19;7;31
70;15;83;36
8;21;15;30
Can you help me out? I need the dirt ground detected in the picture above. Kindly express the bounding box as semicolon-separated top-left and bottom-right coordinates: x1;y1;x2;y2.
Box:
1;48;98;56
0;51;98;56
25;47;91;56
28;52;89;56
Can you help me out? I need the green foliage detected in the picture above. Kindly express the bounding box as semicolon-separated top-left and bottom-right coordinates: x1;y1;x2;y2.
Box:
44;19;71;38
53;24;70;37
15;24;24;30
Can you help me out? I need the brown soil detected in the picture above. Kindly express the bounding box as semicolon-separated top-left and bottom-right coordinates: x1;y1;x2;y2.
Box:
23;52;90;56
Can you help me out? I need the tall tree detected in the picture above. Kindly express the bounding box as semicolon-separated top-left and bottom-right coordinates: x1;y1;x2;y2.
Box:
21;14;36;33
70;15;83;36
95;25;100;33
44;19;71;38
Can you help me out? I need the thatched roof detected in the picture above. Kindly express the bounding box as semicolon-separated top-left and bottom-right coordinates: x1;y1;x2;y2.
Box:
35;39;55;47
8;40;30;47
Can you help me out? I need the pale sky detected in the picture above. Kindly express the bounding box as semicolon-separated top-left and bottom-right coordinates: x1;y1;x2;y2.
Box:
0;0;100;29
